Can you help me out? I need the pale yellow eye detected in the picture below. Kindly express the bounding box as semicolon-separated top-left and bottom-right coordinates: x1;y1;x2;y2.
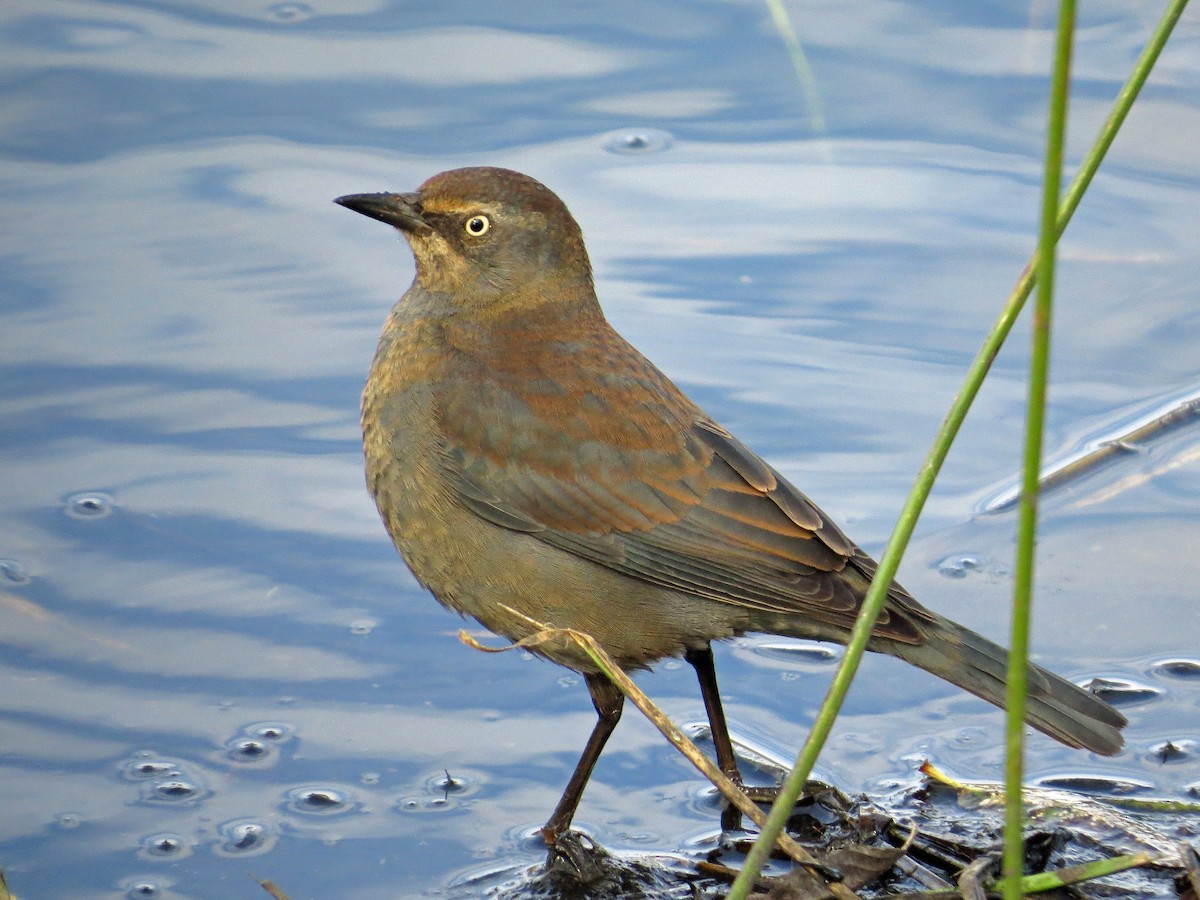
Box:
464;215;490;237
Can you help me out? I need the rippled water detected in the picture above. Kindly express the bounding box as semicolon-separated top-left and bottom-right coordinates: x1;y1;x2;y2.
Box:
2;2;1198;897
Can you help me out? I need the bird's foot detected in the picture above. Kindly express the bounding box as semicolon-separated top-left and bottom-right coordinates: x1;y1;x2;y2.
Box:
541;829;618;888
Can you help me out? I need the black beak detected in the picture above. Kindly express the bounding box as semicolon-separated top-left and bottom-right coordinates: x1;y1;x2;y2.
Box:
334;192;431;233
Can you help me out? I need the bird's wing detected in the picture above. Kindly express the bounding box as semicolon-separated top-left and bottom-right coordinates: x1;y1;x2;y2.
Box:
441;403;931;643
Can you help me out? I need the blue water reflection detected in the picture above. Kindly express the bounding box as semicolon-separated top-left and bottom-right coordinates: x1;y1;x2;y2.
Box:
1;1;1198;896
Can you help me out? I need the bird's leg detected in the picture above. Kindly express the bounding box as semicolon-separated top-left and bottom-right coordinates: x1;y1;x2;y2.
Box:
685;645;743;784
685;645;752;833
541;672;624;844
688;645;807;823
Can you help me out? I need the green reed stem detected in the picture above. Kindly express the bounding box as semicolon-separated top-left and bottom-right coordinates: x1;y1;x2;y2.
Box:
727;1;1189;896
1004;3;1076;897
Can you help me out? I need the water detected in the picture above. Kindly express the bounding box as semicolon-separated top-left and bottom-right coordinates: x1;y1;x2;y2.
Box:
2;2;1198;897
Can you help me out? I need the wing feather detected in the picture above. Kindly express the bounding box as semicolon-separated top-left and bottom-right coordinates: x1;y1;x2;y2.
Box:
441;396;926;641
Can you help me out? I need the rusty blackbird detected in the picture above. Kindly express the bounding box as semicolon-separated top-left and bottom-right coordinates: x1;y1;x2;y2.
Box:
336;167;1125;840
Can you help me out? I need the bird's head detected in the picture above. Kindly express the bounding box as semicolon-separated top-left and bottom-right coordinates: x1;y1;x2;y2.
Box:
336;167;596;311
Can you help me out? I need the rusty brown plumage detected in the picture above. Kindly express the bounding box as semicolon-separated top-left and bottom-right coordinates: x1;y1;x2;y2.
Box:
336;167;1126;841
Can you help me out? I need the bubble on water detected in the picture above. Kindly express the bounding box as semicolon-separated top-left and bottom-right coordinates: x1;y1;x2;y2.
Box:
248;721;294;741
1154;658;1200;679
145;779;207;804
120;754;209;804
120;757;180;781
0;559;31;585
936;552;984;579
286;786;355;815
602;128;673;155
227;737;273;763
391;771;481;814
215;819;275;856
65;491;113;519
55;812;82;829
349;618;377;635
140;833;188;858
123;880;161;897
395;794;461;814
267;2;313;22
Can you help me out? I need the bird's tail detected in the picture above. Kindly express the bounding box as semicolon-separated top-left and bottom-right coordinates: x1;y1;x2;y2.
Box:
880;615;1126;755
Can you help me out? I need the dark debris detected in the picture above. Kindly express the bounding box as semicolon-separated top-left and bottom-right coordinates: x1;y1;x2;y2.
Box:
479;774;1199;899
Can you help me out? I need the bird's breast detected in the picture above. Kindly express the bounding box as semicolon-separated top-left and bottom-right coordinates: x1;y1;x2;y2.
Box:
361;309;470;588
358;304;755;667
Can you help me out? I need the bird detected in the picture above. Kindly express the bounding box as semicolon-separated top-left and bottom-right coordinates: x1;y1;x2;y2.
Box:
335;166;1126;842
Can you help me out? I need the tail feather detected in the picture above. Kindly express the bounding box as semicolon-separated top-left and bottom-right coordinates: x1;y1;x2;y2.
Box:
886;617;1126;755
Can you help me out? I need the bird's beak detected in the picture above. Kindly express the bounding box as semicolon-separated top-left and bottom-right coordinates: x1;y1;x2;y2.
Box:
334;192;432;234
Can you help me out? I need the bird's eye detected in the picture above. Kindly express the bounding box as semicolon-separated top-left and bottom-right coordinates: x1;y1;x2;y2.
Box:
464;215;490;237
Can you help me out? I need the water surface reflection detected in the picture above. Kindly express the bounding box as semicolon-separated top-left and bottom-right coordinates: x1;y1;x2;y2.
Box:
1;1;1197;896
